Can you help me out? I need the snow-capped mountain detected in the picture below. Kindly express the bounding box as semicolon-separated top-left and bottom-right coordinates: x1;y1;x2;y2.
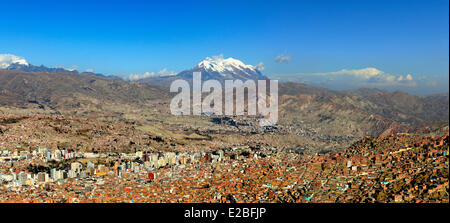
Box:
0;54;113;78
0;54;29;68
180;55;266;80
4;62;80;74
1;53;80;73
196;55;262;76
139;55;266;86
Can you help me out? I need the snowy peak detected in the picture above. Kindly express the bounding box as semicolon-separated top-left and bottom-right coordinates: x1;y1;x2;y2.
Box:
167;54;267;83
122;55;267;86
196;55;259;75
0;54;29;68
0;53;86;75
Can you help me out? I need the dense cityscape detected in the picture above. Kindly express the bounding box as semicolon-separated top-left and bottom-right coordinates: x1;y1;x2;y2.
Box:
1;113;448;203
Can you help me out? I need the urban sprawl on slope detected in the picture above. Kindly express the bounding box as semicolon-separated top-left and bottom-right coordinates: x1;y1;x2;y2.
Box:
0;113;448;203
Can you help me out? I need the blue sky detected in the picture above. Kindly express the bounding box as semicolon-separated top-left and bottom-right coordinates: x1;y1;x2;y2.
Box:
0;0;448;94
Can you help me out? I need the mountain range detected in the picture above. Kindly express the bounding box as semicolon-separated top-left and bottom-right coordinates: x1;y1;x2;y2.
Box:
137;55;267;86
0;54;111;78
1;54;266;85
0;69;168;112
0;54;448;152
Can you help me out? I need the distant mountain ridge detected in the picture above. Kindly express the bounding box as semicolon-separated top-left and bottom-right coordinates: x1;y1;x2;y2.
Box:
0;68;448;152
0;54;448;138
139;55;267;86
0;54;29;68
277;82;449;137
5;62;79;74
0;69;168;112
0;53;113;78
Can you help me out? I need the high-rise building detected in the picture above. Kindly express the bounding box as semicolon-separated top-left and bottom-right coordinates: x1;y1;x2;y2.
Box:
50;168;57;180
18;172;27;185
37;172;45;183
54;150;62;160
55;170;64;181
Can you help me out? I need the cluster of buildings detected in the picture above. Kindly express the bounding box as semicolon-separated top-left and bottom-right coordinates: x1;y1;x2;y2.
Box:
0;132;447;203
291;133;450;202
0;114;448;203
1;147;77;162
0;144;229;193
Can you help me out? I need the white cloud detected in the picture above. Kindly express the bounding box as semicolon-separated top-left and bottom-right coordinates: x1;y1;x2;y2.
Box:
254;62;265;71
85;68;94;73
326;67;416;87
273;67;417;87
157;68;177;77
275;54;291;64
329;67;384;79
0;54;29;68
128;72;157;81
127;68;177;81
56;64;78;72
405;74;413;81
67;65;78;72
